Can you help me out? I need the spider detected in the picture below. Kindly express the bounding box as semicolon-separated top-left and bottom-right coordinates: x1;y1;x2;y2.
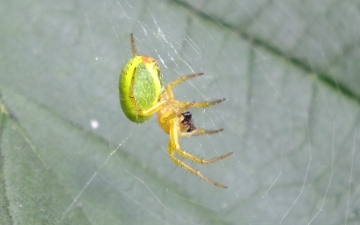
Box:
119;34;233;188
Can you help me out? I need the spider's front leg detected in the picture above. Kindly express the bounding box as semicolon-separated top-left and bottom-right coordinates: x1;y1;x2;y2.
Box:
179;98;225;109
180;127;224;137
179;109;224;138
167;119;232;188
177;98;225;136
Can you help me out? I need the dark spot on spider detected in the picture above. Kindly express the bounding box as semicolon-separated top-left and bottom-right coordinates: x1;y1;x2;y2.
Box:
181;111;196;132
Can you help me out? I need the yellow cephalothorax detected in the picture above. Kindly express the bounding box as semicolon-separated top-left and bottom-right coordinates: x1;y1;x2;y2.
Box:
119;34;232;188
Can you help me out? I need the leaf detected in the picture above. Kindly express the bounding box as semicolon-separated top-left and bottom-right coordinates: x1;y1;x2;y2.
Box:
1;0;359;224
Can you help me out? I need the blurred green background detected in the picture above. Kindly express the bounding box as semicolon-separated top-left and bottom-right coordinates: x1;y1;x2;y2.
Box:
1;0;360;224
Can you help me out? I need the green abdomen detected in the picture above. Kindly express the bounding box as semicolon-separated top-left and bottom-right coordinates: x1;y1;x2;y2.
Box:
119;56;163;123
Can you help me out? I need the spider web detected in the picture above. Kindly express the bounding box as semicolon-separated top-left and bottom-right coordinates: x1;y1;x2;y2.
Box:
1;0;360;224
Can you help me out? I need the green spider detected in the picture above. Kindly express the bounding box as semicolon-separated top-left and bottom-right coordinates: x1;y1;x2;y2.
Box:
119;34;232;188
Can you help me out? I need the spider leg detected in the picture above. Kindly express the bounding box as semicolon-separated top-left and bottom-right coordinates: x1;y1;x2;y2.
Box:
168;142;228;188
174;142;233;164
168;119;232;188
179;98;225;109
180;128;224;137
171;120;232;164
165;73;203;92
162;102;224;134
130;33;137;57
158;101;196;124
138;102;165;116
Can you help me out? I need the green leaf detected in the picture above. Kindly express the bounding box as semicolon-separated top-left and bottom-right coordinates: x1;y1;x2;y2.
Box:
1;0;359;224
